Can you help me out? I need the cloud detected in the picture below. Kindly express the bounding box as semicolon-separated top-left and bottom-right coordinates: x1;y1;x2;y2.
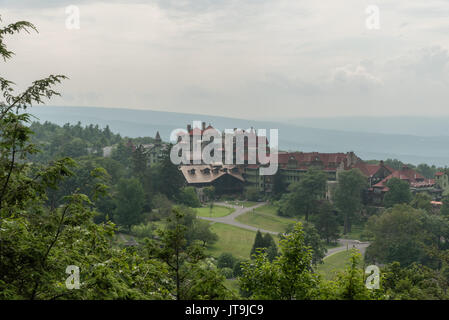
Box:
2;0;449;119
331;65;383;89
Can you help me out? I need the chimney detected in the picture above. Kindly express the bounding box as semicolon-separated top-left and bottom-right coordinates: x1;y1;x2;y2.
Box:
380;160;384;166
202;122;206;131
187;124;192;132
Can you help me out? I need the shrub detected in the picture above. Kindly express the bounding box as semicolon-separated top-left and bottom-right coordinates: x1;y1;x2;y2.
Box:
130;222;155;238
233;260;245;278
220;267;234;279
217;253;237;269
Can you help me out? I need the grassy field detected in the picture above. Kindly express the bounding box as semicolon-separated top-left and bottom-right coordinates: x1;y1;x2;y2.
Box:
235;204;299;233
207;223;261;260
340;224;365;240
196;205;235;218
316;250;353;280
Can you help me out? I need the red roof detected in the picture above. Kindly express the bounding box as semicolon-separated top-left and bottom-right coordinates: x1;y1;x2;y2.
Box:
352;162;380;177
373;166;434;191
277;152;352;171
351;161;395;178
436;172;444;177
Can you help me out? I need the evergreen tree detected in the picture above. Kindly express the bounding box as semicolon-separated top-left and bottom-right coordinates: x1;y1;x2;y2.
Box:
250;230;266;257
157;144;185;200
311;201;340;244
250;231;278;261
333;169;367;234
114;178;145;230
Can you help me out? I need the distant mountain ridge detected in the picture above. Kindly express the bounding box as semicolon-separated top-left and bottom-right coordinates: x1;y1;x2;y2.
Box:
29;106;449;167
280;116;449;137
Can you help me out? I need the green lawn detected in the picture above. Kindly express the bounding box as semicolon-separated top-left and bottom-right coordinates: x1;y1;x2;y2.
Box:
235;204;299;233
207;223;259;260
316;250;353;280
196;205;235;218
340;224;364;240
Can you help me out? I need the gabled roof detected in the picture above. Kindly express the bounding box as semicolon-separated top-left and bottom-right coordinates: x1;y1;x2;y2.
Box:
351;161;393;178
372;166;433;191
180;164;244;184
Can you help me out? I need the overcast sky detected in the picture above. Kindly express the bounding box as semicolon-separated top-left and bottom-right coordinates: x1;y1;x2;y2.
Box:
2;0;449;120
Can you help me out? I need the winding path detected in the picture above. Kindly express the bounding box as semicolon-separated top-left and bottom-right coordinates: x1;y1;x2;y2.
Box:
198;201;370;258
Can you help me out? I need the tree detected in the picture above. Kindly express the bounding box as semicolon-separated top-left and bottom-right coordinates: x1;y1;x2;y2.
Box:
111;141;133;166
384;177;412;208
178;186;201;208
0;18;170;300
311;201;340;244
245;186;259;201
114;178;145;230
282;222;326;265
150;193;172;220
262;233;278;262
365;204;432;267
157;145;185;200
250;230;265;257
249;230;278;261
239;222;320;299
148;208;231;300
322;251;385;300
441;195;449;217
131;144;147;179
410;192;432;212
217;253;237;269
302;222;326;265
188;219;218;247
382;262;449;300
416;163;438;179
271;167;286;199
60;137;88;158
203;186;215;202
333;169;367;234
279;169;327;221
165;206;217;247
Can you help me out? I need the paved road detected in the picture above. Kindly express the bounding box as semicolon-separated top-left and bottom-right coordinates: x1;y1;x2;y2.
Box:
199;201;278;235
198;202;370;257
325;239;370;259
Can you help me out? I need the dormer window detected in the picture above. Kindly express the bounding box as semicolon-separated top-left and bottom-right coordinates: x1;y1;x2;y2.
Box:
189;168;196;175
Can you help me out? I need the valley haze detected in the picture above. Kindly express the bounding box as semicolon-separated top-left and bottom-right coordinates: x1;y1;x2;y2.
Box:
30;106;449;167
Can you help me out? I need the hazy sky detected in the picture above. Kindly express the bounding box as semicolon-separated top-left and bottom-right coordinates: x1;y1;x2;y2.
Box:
2;0;449;120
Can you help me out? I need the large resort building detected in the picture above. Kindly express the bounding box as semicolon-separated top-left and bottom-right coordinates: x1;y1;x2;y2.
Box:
176;123;449;203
